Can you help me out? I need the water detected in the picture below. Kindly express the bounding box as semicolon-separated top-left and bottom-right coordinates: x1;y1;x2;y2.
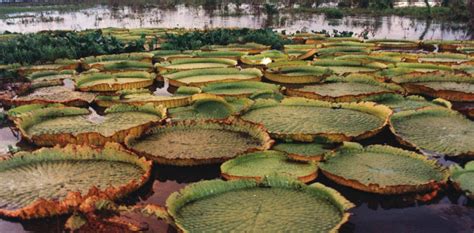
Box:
0;79;473;232
0;4;471;40
0;3;473;232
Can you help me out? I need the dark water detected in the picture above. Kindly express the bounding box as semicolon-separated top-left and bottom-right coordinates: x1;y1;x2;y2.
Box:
0;4;471;40
1;79;474;232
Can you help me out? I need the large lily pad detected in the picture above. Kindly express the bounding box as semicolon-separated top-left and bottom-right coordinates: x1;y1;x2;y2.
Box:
264;66;333;84
168;94;237;120
26;70;76;87
391;62;453;73
155;58;237;72
199;81;282;98
312;60;387;74
125;119;273;166
82;52;154;71
4;86;96;107
450;161;474;199
0;143;151;219
368;94;451;112
95;89;191;108
166;177;354;232
240;50;288;66
366;39;420;49
319;142;448;194
15;104;166;146
273;141;335;162
334;54;402;64
151;50;193;62
284;44;318;60
316;46;371;57
17;59;80;77
192;51;249;59
391;72;474;102
417;53;472;65
286;74;402;102
221;150;318;183
203;43;270;54
241;97;392;142
162;68;262;87
76;71;155;92
390;107;474;157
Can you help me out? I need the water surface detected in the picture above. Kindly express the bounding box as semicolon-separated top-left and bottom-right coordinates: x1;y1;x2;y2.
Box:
0;4;471;40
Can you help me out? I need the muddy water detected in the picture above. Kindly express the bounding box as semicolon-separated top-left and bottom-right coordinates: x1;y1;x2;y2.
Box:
0;4;471;40
1;79;474;232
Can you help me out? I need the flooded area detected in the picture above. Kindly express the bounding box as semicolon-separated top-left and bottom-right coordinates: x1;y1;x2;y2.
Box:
0;4;471;40
1;79;474;232
0;2;473;232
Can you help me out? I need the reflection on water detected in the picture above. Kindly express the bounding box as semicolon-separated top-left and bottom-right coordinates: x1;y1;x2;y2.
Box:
0;4;471;40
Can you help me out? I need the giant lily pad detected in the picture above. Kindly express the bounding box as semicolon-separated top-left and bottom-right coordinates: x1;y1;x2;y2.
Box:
166;177;354;232
76;71;155;92
94;89;191;108
26;70;76;87
0;143;151;219
391;72;474;102
241;98;392;142
312;60;387;74
273;141;335;162
155;58;237;72
319;142;448;194
4;86;96;107
316;46;371;58
264;66;333;84
286;74;402;102
221;150;318;183
199;81;282;98
125;119;273;166
284;44;318;60
334;54;403;64
366;39;420;50
82;52;154;71
162;68;262;87
15;104;166;146
390;62;453;73
192;51;249;59
168;94;236;120
151;50;193;62
390;107;474;157
202;43;270;54
17;59;80;77
417;53;472;65
450;161;474;199
368;94;451;112
240;50;288;66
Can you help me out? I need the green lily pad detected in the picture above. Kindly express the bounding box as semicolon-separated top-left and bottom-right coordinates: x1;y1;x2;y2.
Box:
0;143;151;219
166;177;354;232
241;97;391;142
125;119;272;166
390;107;474;157
221;150;318;183
320;142;449;194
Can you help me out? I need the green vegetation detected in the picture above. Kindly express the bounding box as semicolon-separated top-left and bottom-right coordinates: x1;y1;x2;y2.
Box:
0;30;146;65
161;28;291;50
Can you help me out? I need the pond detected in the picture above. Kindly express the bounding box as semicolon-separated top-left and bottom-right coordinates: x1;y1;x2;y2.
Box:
0;3;473;232
0;4;472;40
0;76;473;232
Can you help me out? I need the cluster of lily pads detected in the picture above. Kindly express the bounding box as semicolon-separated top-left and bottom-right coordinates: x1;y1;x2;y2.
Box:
0;31;473;232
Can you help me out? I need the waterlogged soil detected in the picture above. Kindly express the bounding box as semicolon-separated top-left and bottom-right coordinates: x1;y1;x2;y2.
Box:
1;80;474;232
0;4;471;40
